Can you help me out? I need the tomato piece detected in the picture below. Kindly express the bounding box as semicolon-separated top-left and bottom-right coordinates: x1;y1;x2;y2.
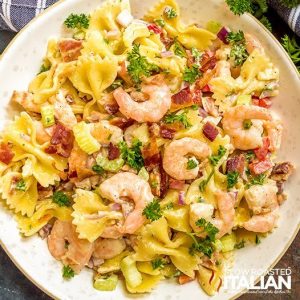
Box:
254;137;270;161
202;84;211;92
147;24;162;34
249;159;273;175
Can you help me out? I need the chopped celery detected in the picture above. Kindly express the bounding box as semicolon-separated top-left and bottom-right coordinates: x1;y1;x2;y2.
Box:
96;155;124;172
236;95;251;106
220;233;236;252
132;123;150;145
138;167;149;181
213;239;223;252
206;20;222;34
93;274;118;291
41;105;55;127
120;256;142;288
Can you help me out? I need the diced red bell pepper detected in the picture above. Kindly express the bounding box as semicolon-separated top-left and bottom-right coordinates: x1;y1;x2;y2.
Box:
249;159;273;175
147;24;162;34
252;97;272;108
254;137;270;161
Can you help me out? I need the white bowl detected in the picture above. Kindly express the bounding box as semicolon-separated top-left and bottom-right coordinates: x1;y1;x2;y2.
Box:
0;0;299;299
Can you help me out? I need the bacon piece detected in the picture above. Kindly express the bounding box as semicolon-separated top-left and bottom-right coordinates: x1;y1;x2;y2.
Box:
200;51;217;72
0;143;14;164
254;137;270;161
178;274;194;285
160;126;175;139
226;155;245;175
160;34;174;49
270;162;294;182
170;87;202;112
142;137;160;170
159;156;169;198
108;143;120;160
58;38;83;62
147;23;162;34
249;159;273;175
186;49;194;67
196;68;216;90
252;97;272;108
169;178;185;190
104;103;119;115
203;122;219;141
46;123;74;158
110;117;134;130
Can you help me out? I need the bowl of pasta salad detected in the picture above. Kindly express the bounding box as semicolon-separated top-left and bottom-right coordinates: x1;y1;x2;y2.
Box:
0;0;299;299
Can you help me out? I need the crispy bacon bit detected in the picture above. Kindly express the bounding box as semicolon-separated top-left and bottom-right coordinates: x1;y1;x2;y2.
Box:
276;181;284;195
108;143;120;160
171;87;202;112
254;137;270;161
226;155;245;175
47;123;74;158
198;107;208;118
110;117;134;130
160;34;174;50
160;126;175;139
178;274;194;285
249;159;273;175
203;122;219;141
104;103;119;115
252;97;272;108
147;23;162;34
186;50;194;67
169;178;185;190
196;68;216;91
58;38;83;62
142;138;160;170
202;85;211;93
200;51;217;72
159;156;169;198
270;162;294;182
0;143;14;164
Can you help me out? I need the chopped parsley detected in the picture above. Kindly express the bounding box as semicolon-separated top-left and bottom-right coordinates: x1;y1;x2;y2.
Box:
187;159;198;170
15;179;26;192
108;79;124;91
118;139;144;171
52;191;71;207
164;111;191;128
195;218;219;241
151;258;166;270
173;39;186;58
191;47;202;63
225;0;253;15
235;240;246;249
243;119;252;129
199;170;214;192
183;64;202;84
227;171;239;189
62;265;75;279
245;151;255;162
154;19;165;27
164;6;177;19
209;145;226;166
226;30;249;67
127;44;159;85
255;235;261;244
64;13;90;30
188;234;215;258
163;202;174;210
38;64;50;74
92;164;105;174
246;173;266;188
142;198;163;222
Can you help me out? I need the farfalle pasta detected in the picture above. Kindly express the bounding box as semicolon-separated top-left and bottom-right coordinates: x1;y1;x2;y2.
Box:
0;0;294;297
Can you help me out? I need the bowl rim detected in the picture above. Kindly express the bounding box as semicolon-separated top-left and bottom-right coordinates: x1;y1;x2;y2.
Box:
0;1;299;299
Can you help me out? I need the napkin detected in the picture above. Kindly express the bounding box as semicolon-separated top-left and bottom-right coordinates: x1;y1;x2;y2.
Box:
0;0;300;36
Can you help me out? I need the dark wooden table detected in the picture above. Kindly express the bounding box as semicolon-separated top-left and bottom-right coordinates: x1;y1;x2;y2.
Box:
0;8;299;300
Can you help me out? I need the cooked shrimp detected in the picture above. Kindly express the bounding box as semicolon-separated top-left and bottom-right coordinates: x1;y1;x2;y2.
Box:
113;83;171;123
163;137;211;180
47;220;94;272
91;120;123;146
222;105;272;150
244;181;278;214
12;91;40;113
99;172;154;234
244;33;264;54
93;238;126;260
53;91;77;130
265;119;283;152
189;191;235;238
243;209;279;233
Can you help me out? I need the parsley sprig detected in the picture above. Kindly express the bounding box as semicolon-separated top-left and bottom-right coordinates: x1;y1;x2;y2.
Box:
195;218;219;241
209;145;226;166
187;159;198;170
127;44;159;85
164;111;191;128
118;139;144;171
164;7;177;19
227;171;239;189
15;179;26;192
62;265;75;279
142;198;163;222
173;39;186;58
64;13;90;30
183;64;202;84
246;173;266;189
151;258;166;270
199;170;215;192
227;30;249;67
